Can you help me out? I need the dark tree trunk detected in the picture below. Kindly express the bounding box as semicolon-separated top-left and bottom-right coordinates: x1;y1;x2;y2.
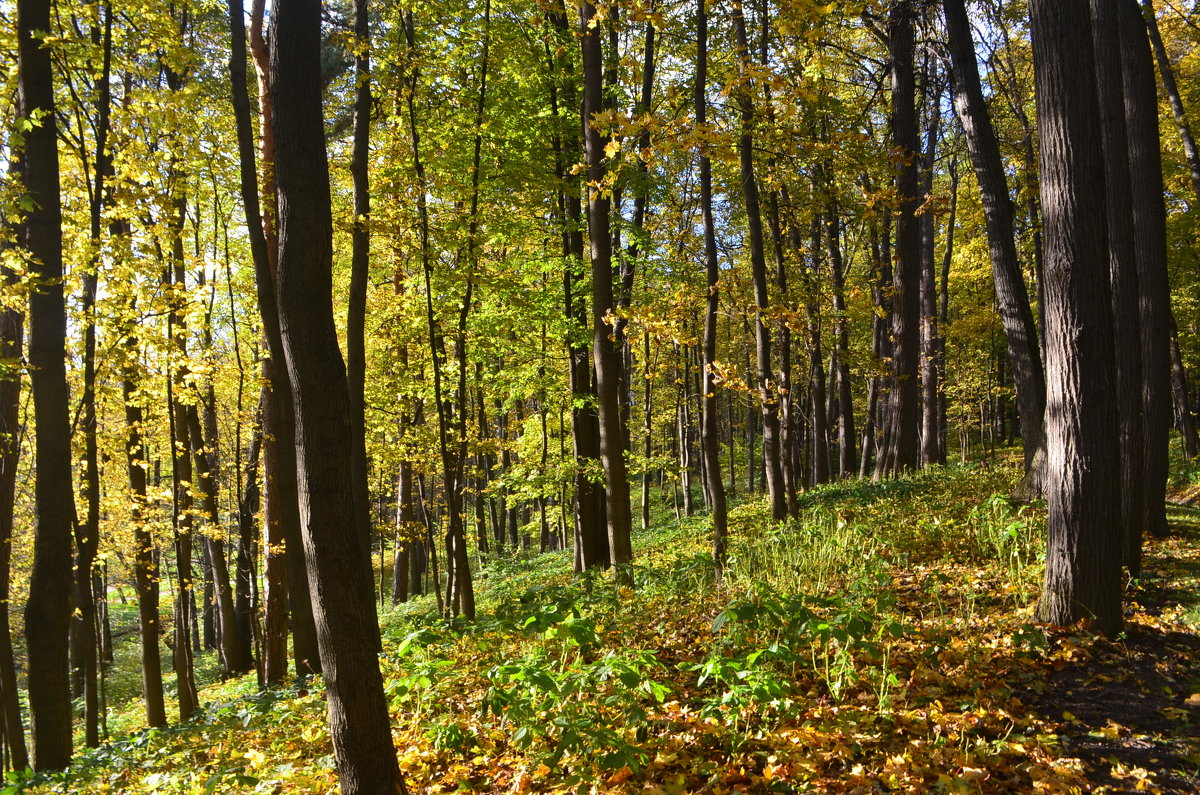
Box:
1091;0;1145;574
235;415;262;679
19;0;79;768
944;0;1047;493
270;0;407;791
187;406;249;674
226;0;319;679
1030;0;1122;636
732;1;787;520
807;219;830;486
696;0;728;577
1143;0;1200;202
581;0;634;577
347;0;374;576
919;67;943;468
0;234;28;766
1120;0;1172;543
123;356;166;728
875;0;921;479
1170;317;1200;458
826;202;857;477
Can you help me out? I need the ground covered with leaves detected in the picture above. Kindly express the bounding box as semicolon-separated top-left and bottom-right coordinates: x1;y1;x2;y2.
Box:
12;461;1200;793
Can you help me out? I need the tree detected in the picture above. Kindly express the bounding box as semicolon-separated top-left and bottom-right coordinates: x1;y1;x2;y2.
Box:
19;0;80;770
943;0;1047;495
1030;0;1122;635
269;0;406;790
874;0;921;479
581;0;634;577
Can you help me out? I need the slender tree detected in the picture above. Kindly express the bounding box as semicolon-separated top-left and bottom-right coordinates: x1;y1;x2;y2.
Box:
270;0;406;789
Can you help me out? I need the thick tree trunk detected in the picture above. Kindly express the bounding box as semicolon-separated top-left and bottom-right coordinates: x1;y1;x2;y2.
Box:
875;1;921;479
1030;0;1122;636
227;0;319;680
1091;0;1145;574
19;0;79;768
1120;0;1173;543
270;0;406;790
944;0;1047;493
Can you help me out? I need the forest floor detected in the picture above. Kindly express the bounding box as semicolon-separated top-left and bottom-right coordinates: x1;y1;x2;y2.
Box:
13;459;1200;794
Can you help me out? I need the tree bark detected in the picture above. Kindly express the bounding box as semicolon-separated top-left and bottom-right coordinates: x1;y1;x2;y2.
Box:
581;0;634;576
944;0;1047;493
875;0;921;479
19;0;79;768
270;0;406;789
1091;0;1146;574
227;0;319;678
731;1;787;519
347;0;373;569
1120;0;1173;543
1030;0;1122;636
1170;317;1200;458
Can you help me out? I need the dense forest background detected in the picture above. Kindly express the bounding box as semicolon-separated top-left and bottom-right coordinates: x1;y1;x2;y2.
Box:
3;0;1200;791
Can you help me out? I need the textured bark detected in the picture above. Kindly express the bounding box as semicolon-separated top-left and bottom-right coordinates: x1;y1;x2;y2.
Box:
1120;0;1172;543
19;0;79;768
226;0;319;678
944;0;1046;490
732;1;786;519
1091;0;1145;574
1030;0;1122;635
697;0;727;578
875;1;921;479
581;0;634;576
270;0;406;790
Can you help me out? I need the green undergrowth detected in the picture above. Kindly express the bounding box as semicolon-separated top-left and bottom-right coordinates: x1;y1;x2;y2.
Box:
12;458;1090;794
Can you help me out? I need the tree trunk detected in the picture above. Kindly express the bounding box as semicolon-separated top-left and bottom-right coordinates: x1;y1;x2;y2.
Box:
1143;0;1200;202
1030;0;1122;636
696;0;728;578
0;232;28;766
346;0;374;577
944;0;1047;493
919;66;943;468
732;1;787;520
1091;0;1146;574
875;0;921;479
226;0;320;679
1120;0;1172;543
270;0;407;790
1170;317;1200;458
826;201;857;477
19;0;78;768
581;0;634;577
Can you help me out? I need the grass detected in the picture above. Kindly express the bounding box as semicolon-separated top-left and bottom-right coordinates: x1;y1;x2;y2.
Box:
11;456;1200;793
